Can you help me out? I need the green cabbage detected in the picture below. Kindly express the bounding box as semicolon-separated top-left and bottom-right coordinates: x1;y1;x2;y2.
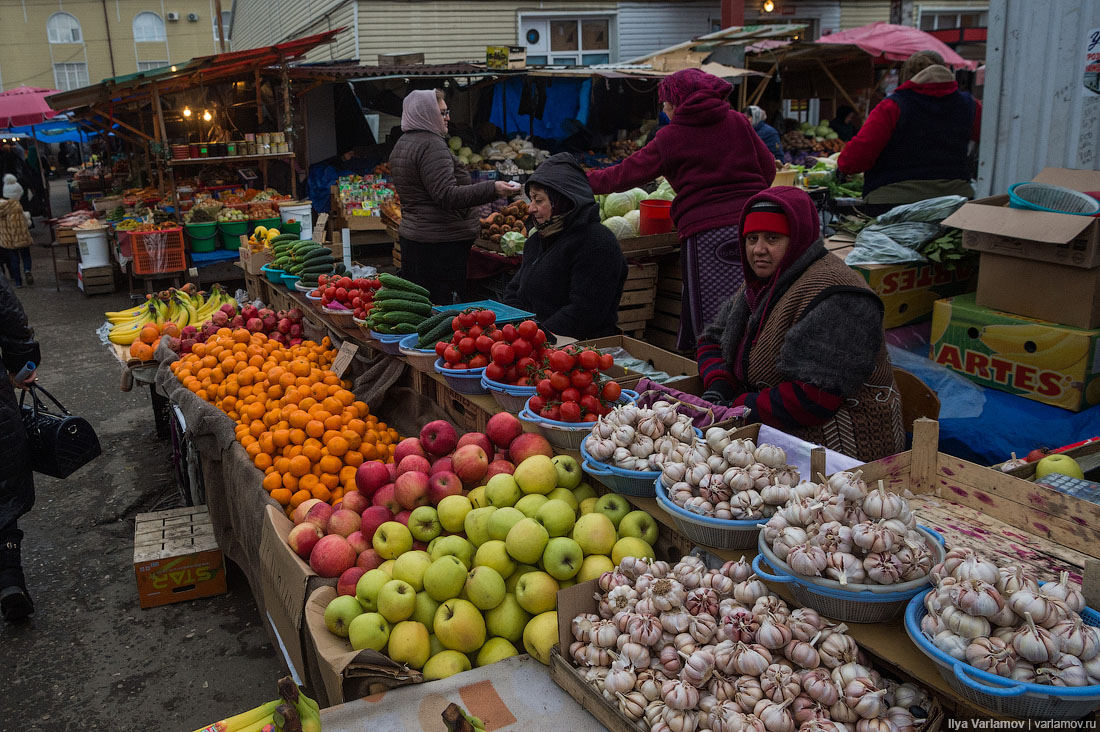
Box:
458;146;473;158
602;191;635;218
448;136;462;152
602;216;634;239
500;231;527;256
627;187;648;207
622;210;640;235
647;188;675;202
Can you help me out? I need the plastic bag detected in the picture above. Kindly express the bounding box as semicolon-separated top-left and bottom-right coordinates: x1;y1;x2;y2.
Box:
846;223;943;266
875;195;968;225
887;344;986;419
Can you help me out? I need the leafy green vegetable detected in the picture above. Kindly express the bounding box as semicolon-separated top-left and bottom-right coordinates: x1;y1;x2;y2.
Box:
919;228;975;271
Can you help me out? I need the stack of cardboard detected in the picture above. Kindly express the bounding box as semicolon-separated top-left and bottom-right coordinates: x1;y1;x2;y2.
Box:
932;168;1100;411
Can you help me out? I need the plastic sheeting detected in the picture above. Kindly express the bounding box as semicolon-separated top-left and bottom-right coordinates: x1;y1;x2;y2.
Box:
846;196;968;267
489;77;591;140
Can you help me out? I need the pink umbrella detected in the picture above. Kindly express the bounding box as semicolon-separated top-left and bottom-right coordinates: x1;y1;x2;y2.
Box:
816;22;978;70
0;85;61;128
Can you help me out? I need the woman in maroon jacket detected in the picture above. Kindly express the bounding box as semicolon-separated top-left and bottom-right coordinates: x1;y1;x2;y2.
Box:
587;69;776;349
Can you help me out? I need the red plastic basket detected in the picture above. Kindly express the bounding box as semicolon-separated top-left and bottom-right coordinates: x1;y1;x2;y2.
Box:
131;228;186;275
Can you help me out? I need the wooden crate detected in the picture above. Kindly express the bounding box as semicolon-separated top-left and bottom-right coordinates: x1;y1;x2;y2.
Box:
617;232;679;258
56;227;78;245
392;238;402;269
133;506;226;609
617;261;658;337
646;255;685;350
434;378;492;434
78;263;115;295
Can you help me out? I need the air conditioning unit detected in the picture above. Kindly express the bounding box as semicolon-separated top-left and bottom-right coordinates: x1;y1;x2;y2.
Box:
187;13;199;22
166;12;179;21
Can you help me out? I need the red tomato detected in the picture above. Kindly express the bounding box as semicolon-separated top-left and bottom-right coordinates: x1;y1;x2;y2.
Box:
458;337;476;355
444;346;461;363
583;414;598;423
537;379;556;398
468;324;483;339
491;329;506;342
469;354;489;369
451;316;464;333
571;370;594;389
485;362;506;382
451;332;463;345
532;329;547;346
549;372;571;392
369;279;383;290
580;394;601;413
561;387;581;403
317;275;328;286
598;353;614;371
324;286;337;300
515;356;536;373
540;405;562;421
559;401;582;422
582;383;600;398
458;312;477;328
512;338;533;359
515;376;531;386
450;362;469;370
337;276;353;290
435;341;448;358
548;350;575;373
491;344;515;365
602;381;622;401
529;395;547;413
578;350;600;371
517;320;538;339
476;310;496;328
476;335;495;353
351;297;362;309
501;324;518;341
504;367;519;383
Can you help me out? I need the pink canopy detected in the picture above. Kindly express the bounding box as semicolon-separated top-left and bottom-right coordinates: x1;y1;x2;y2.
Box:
816;22;978;70
0;86;61;128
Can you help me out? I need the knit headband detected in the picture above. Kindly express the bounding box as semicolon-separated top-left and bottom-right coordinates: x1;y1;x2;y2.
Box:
743;201;790;236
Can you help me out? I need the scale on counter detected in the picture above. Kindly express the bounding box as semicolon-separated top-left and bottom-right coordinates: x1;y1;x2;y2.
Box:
238;168;258;185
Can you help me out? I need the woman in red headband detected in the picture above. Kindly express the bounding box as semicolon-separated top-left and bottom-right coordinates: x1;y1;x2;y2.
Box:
696;186;905;462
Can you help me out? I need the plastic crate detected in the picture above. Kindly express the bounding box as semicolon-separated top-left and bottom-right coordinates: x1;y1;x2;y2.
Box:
131;228;186;275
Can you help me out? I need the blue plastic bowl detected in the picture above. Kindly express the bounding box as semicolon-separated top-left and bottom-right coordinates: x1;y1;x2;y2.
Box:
434;358;489;395
280;271;299;289
370;330;405;355
580;427;704;497
261;264;285;284
481;374;537;413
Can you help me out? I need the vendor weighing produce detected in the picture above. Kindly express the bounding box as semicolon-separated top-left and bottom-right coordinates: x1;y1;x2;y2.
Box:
503;153;627;339
586;68;776;350
696;187;905;462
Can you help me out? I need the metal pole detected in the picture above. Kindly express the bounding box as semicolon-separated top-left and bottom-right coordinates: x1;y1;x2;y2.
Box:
30;126;52;219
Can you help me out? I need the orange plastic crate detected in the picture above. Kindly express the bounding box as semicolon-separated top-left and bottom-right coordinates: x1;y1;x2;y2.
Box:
131;227;186;275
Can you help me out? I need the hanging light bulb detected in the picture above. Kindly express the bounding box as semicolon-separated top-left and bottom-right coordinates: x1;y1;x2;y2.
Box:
182;106;192;118
763;0;775;12
202;109;212;122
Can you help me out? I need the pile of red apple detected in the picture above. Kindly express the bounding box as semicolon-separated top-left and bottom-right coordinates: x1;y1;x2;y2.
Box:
528;346;622;423
435;312;551;376
175;304;306;353
312;274;382;321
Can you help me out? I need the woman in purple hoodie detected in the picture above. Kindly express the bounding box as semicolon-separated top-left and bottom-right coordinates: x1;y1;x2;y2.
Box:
587;69;777;349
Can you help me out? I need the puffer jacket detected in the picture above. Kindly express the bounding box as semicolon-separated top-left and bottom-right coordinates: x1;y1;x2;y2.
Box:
390;130;498;242
0;275;39;533
0;198;31;250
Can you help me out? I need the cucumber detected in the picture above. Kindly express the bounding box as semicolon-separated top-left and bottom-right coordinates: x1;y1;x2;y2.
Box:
392;322;418;335
374;288;431;304
416;310;456;336
377;300;432;316
302;263;334;275
270;234;300;246
379;273;430;299
382;311;424;326
291;239;321;253
373;323;395;334
334;262;346;275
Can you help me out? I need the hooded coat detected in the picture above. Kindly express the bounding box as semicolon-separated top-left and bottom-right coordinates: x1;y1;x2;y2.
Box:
0;274;38;539
503;154;627;339
696;187;905;462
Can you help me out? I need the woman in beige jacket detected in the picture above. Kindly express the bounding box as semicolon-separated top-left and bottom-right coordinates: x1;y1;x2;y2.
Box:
0;176;32;288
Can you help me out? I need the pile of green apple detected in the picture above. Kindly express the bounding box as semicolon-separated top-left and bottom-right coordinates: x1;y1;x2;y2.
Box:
322;432;662;680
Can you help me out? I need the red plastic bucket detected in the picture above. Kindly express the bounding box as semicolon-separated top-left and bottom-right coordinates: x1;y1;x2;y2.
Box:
639;199;673;235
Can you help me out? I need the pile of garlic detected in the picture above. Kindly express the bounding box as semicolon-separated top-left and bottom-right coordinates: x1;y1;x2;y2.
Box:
922;549;1100;687
762;472;934;587
659;428;801;520
571;555;932;732
583;401;701;472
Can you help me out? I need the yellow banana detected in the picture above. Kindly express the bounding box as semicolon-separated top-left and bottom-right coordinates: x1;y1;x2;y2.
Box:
108;320;147;345
173;296;192;328
104;303;151;321
108;310;152;329
985;335;1091;371
166;299;180;324
191;700;278;732
277;677;320;732
980;323;1073;354
234;715;275;732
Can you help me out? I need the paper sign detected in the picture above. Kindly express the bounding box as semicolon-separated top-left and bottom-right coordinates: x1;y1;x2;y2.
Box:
313;213;328;244
1085;28;1100;96
331;341;359;378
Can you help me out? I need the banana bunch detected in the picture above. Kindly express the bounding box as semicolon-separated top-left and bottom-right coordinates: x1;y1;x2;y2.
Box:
193;677;319;732
105;301;157;345
979;323;1091;371
104;285;239;345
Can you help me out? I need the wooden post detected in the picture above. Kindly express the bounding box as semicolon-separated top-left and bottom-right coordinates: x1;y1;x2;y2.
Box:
749;61;779;106
214;0;226;54
814;58;862;116
29;126;52;219
910;418;940;496
151;83;182;221
255;69;263;125
810;447;827;482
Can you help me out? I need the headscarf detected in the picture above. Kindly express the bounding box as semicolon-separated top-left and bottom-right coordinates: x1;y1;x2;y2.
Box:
657;69;732;108
746;105;767;128
401;89;447;137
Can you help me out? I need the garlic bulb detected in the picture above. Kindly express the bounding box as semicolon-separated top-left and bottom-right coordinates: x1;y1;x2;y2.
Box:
842;678;887;719
650;577;688;612
754;697;795;732
734;575;770;606
722;557;753;583
863;552;903;585
1042;571;1087;613
1013;611;1059;664
785;635;821;670
1050;615;1100;660
824;552;866;586
756;616;794;650
787;544;828;577
931;630;968;661
941;605;991;639
826;471;867;502
965;636;1016;676
753;444;786;469
799;668;839;706
773;527;810;562
830;662;873;688
818;629;859;669
851;522;895;554
951;579;1005;619
663;678;702;710
605;658;638;695
706;427;731;452
732;642;773;676
862;483;905;521
999;452;1028;472
788;608;824;642
995;565;1039;596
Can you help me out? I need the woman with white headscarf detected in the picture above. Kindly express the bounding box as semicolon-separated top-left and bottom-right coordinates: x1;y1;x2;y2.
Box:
390;89;520;304
744;105;783;160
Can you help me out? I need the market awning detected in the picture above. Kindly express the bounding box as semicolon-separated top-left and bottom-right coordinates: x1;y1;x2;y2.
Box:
286;61;522;83
526;62;763;80
815;22;979;70
622;23;807;65
0;86;61;127
2;116;98;143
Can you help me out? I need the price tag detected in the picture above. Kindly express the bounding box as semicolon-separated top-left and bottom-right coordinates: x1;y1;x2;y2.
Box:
331;341;359;378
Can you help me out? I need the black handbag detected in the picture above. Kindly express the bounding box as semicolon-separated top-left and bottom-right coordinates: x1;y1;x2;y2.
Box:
19;383;101;479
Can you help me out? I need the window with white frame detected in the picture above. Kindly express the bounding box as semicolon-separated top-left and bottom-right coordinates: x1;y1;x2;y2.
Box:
519;15;613;66
213;10;233;41
47;12;82;44
54;63;89;91
133;12;167;42
137;61;168;72
919;9;988;30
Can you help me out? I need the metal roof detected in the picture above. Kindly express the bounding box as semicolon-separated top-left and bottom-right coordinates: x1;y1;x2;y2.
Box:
288;61;519;81
623;23;807;64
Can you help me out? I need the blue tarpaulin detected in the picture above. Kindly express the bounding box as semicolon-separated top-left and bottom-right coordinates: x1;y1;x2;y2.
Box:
489;77;591;140
2;119;97;143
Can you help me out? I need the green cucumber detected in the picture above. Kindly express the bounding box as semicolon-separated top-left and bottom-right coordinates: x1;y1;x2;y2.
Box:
374;288;431;304
379;273;430;299
378;300;431;316
382;311;424;326
334;262;346;275
392;323;418;335
302;264;334;275
417;322;454;349
416;310;457;336
301;248;333;263
372;323;395;334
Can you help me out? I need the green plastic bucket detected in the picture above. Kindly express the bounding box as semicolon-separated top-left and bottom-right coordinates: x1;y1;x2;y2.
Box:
249;216;282;233
218;220;248;250
281;221;302;235
185;222;217;253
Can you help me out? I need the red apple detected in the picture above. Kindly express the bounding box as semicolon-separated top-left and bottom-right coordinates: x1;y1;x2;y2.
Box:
396;454;432;477
1026;448;1050;462
457;432;494;462
356;548;384;571
428;471;463;504
430;457;455;475
304;502;333;532
287;522;324;560
360;505;394;542
372;483;401;514
346;530;370;555
309;534;356;577
420;420;458;456
486;459;516;478
386;462;398;482
393;437;427;464
327;509;362;538
412;540;429;551
355;461;390;498
509;432;553;464
291;498;324;525
395;471;431;510
487;412;524;449
395;509;412;526
452;444;489;485
337;566;367;596
340;490;370;515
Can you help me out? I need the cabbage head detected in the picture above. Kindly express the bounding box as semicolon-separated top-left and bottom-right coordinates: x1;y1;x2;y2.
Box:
626;187;648;207
602;191;635;218
602;216;634;239
458;146;473;158
647;188;675;202
448;136;463;152
622;210;641;235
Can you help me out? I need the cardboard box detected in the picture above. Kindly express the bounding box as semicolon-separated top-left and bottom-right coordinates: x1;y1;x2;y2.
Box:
943;167;1100;269
826;239;977;329
578;335;702;395
238;242;272;275
133;506;227;609
976;252;1100;330
486;46;526;69
929;293;1100;411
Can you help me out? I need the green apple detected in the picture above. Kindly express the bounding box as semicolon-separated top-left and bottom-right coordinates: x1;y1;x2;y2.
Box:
579;497;598;515
594;494;632;529
423;649;472;680
487;507;526;542
412;591;441;628
348;611;390;651
392;550;432;591
572;512;617;556
515;494;549;518
523;611;559;665
547;487;580;513
505;564;538;593
474;540;516;579
372;521;413;559
486;473;521;507
467;485;490;508
572;482;597;503
423;555;468;602
434;598;487;653
477;637;519;667
542;537;584;581
355;568;392;612
1035;454;1085;480
377;579;417;623
408;505;442;543
430;535;474;569
618;510;659;545
429;633;445;658
612;537;655;565
559;577;576;589
514;570;559;615
463;506;497;547
506;518;549;564
377;559;395;577
552;454;583;489
324;594;365;637
513;455;557;495
388;620;430;669
485;592;530;643
577;554;615;582
437;494;473;533
465;566;506;610
535;498;576;537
